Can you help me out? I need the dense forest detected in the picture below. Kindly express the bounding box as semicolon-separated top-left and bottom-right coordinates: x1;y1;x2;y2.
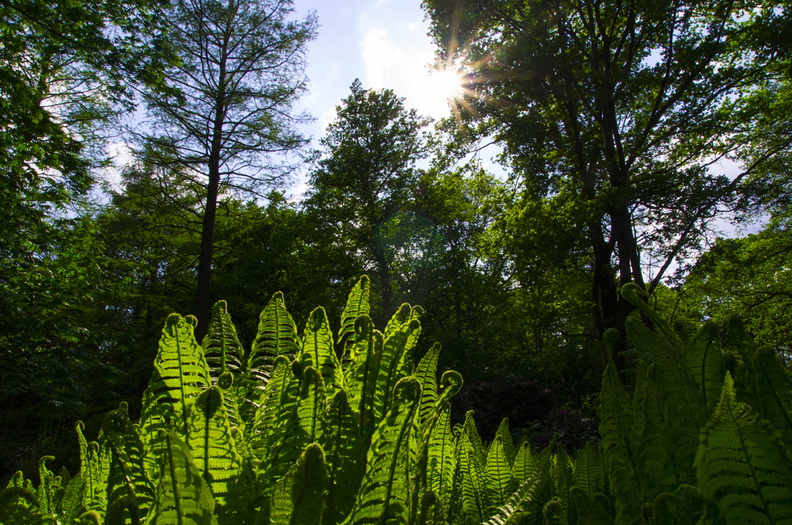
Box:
2;0;792;522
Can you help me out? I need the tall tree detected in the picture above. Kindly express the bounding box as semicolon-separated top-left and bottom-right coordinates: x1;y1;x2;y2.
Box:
141;0;316;337
303;80;430;318
423;0;776;369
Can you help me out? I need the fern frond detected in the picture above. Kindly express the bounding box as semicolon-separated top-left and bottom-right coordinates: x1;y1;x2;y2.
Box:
338;276;370;356
270;443;328;525
462;411;486;469
512;441;535;483
186;386;244;514
248;292;301;385
258;367;324;493
485;435;517;509
458;431;490;522
202;301;245;382
342;377;421;525
413;344;441;427
650;485;703;525
570;487;614;525
599;363;642;524
344;316;384;438
572;441;606;497
493;419;515;467
301;307;343;392
250;355;295;459
149;433;217;525
373;318;421;422
753;346;792;447
627;317;706;485
681;322;723;412
481;471;543;525
102;403;154;522
76;421;108;516
140;314;211;481
320;389;365;525
425;408;456;502
695;373;792;524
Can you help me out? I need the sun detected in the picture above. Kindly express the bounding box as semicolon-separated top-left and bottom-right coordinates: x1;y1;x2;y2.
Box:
410;66;468;120
428;67;466;102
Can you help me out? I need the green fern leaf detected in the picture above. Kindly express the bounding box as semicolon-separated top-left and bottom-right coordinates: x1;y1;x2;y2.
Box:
0;485;47;525
373;318;421;423
627;317;706;486
493;419;516;467
338;276;371;356
753;346;792;447
695;373;792;524
269;443;329;525
59;472;86;522
186;386;244;515
202;301;245;382
481;471;543;525
34;456;57;517
102;403;155;522
320;390;365;525
630;362;676;500
458;431;490;522
149;433;217;525
301;308;343;392
650;485;703;525
259;367;324;493
426;408;456;501
344;316;384;438
512;441;535;483
462;411;486;469
416;491;446;525
681;322;723;412
486;435;517;509
413;344;441;427
342;377;421;525
249;292;301;385
570;486;614;525
140;314;211;482
599;363;642;525
76;421;109;516
250;356;296;459
572;441;606;497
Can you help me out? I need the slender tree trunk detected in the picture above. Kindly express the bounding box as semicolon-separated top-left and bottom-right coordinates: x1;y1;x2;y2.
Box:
195;166;220;341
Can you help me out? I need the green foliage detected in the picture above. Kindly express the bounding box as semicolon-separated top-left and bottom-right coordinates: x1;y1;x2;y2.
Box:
6;279;792;524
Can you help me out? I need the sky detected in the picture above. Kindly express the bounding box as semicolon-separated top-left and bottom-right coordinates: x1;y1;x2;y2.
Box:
291;0;454;154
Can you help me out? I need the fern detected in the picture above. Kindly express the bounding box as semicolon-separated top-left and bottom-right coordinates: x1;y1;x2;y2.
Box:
485;435;516;509
270;443;328;525
301;308;343;392
249;292;301;386
753;346;792;447
186;386;244;515
338;276;370;356
102;402;155;522
681;322;723;412
140;314;211;483
598;362;641;525
413;344;441;428
425;407;456;503
344;316;384;438
342;377;421;525
512;441;535;483
149;433;217;525
202;301;245;381
695;373;792;524
320;390;365;525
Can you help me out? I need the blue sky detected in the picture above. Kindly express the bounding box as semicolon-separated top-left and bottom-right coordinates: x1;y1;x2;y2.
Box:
292;0;453;145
